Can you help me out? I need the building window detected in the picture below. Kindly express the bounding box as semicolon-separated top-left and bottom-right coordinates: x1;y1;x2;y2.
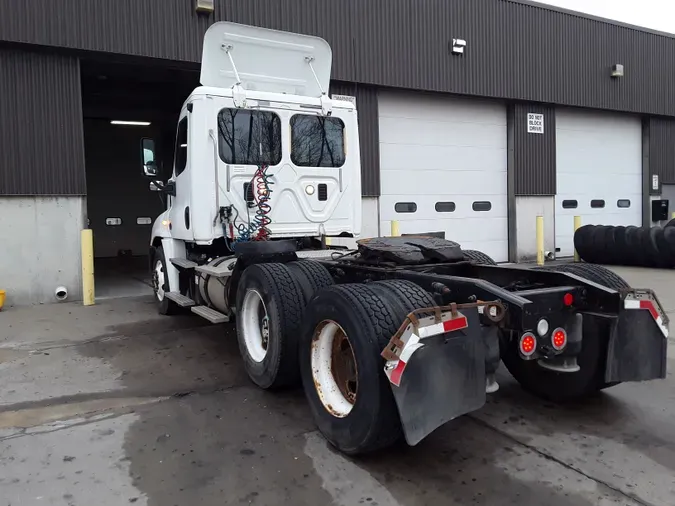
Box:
472;201;492;212
562;200;578;209
290;115;345;167
435;202;456;212
218;109;282;165
617;199;631;208
174;117;188;176
591;199;605;209
395;202;417;213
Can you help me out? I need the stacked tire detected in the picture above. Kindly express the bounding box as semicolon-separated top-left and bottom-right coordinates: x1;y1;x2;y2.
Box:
574;223;675;268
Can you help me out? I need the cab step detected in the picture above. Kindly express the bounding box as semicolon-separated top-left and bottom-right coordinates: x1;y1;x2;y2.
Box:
170;258;198;269
191;305;230;324
164;292;195;307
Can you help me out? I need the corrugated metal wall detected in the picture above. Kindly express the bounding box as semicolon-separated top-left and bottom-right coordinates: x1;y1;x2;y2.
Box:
330;81;380;197
649;118;675;189
512;103;556;195
3;0;675;116
0;48;85;195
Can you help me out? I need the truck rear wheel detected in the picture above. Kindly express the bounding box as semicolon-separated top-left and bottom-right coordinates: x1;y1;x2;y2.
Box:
505;263;629;401
236;263;304;389
463;249;497;266
152;246;179;315
286;260;334;303
299;284;404;455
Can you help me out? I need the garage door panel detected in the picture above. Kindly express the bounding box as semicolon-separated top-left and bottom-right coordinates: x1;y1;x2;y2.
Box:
379;117;506;149
380;216;507;243
379;143;507;173
380;170;506;196
379;92;506;126
380;194;508;221
379;91;509;262
557;174;642;196
555;108;642;257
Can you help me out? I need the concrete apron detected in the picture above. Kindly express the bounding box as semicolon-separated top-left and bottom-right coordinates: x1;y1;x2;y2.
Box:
1;294;674;505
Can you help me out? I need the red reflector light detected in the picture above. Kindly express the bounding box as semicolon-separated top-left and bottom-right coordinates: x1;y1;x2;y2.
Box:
563;293;574;306
519;333;537;357
552;328;567;351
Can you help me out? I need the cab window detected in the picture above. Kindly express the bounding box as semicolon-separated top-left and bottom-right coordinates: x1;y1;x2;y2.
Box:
174;117;188;177
218;109;282;165
290;114;345;167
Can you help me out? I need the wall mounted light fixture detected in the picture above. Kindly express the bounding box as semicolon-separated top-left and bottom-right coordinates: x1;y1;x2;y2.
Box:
611;64;624;78
196;0;214;14
451;39;467;55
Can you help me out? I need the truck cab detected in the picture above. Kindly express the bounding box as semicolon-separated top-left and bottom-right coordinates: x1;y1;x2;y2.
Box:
150;22;361;248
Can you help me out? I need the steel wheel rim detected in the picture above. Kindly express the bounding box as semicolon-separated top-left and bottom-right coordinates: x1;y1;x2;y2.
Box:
153;260;165;301
311;320;358;418
241;289;269;363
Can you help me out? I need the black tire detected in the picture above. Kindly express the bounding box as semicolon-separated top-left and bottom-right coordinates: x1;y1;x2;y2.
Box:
566;263;630;290
590;225;610;264
299;284;404;455
639;227;659;267
623;226;642;266
236;263;305;390
286;260;334;304
536;263;630;290
653;227;674;268
463;249;498;266
367;280;436;324
152;246;179;315
574;225;595;262
612;226;628;266
664;227;675;260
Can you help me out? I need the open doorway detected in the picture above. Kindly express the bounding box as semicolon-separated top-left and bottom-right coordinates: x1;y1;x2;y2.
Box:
80;59;198;299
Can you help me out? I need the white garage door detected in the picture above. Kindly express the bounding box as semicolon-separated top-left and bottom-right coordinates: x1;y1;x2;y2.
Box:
378;91;508;262
555;109;642;257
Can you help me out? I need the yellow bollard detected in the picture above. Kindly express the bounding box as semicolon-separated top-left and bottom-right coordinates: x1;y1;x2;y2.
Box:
573;216;582;262
536;216;545;266
391;220;400;237
81;229;95;306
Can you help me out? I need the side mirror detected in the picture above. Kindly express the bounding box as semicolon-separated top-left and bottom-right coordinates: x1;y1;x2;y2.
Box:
141;138;158;177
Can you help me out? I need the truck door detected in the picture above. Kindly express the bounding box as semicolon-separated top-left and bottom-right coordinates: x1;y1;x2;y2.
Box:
168;115;193;240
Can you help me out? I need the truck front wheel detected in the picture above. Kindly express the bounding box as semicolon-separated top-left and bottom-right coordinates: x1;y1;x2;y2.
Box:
152;246;178;315
299;284;404;455
236;263;305;389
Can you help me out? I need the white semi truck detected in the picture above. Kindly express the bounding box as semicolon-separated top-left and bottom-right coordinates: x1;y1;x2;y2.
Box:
147;22;669;455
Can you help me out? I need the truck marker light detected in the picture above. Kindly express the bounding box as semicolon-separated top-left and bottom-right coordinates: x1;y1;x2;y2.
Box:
563;293;574;306
519;333;536;357
551;328;567;351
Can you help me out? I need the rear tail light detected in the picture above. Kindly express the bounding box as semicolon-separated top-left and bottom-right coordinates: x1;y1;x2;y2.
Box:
519;332;537;357
563;293;574;306
551;328;567;351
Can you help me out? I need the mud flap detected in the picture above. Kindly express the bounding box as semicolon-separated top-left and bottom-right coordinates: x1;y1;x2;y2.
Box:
605;310;667;383
387;308;486;446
